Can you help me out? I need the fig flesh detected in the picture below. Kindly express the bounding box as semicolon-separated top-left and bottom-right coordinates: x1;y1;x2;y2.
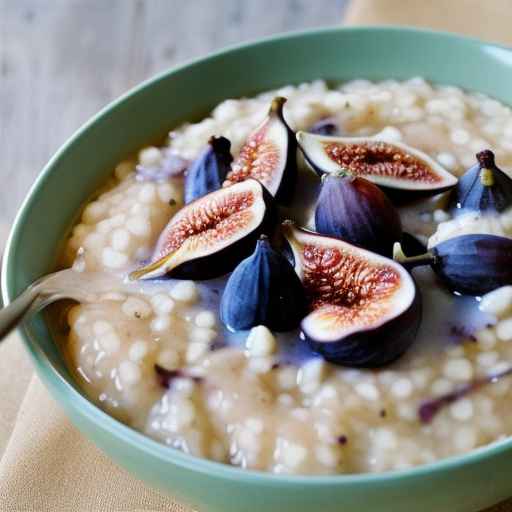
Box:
283;223;421;367
130;179;275;280
395;234;512;296
220;235;306;331
184;136;233;204
314;172;402;256
297;131;457;195
448;149;512;217
224;97;297;203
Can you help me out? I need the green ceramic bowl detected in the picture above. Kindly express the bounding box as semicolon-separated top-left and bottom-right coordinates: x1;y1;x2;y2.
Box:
4;27;512;512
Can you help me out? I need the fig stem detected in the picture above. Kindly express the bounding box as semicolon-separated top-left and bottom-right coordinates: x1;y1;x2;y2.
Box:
322;168;351;181
393;242;434;268
476;149;495;169
270;96;287;115
479;167;494;187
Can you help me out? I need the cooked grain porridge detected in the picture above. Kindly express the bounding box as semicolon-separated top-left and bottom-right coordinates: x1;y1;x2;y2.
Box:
54;78;512;475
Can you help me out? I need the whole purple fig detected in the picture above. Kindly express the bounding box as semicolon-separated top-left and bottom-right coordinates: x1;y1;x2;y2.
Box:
314;172;402;256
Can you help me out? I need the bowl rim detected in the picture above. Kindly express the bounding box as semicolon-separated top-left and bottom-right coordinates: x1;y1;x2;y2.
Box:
3;24;512;486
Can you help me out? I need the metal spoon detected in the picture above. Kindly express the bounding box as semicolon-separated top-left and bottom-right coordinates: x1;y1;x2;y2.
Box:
0;268;135;341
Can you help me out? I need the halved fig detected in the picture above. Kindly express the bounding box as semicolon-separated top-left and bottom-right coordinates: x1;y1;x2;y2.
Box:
395;234;512;295
184;136;233;204
220;235;306;331
296;131;457;196
448;149;512;217
314;172;402;256
224;97;297;203
130;179;275;280
283;223;421;367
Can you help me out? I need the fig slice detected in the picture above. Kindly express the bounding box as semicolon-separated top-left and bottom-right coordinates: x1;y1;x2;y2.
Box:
394;234;512;296
220;235;306;332
184;136;233;204
130;179;275;280
448;149;512;217
314;172;402;256
283;223;421;367
224;97;297;203
296;131;457;195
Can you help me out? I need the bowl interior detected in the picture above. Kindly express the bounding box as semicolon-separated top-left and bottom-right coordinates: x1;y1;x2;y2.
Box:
4;26;512;487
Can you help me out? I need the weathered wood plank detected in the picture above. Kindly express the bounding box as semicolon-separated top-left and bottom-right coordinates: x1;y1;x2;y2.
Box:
0;0;346;453
0;0;346;238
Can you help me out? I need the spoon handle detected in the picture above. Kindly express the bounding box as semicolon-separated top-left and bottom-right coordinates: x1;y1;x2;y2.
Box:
0;283;43;342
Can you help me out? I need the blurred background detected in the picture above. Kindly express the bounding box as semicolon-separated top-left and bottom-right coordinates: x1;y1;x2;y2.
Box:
0;0;348;250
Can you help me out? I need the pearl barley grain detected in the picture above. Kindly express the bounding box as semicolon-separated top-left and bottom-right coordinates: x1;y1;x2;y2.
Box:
186;342;209;363
444;359;473;381
480;286;512;317
195;311;216;328
121;297;152;319
119;360;142;386
150;316;171;333
355;381;380;401
111;228;131;252
496;318;512;341
129;340;149;362
151;294;175;315
102;247;128;269
139;147;162;167
170;281;198;302
246;326;276;357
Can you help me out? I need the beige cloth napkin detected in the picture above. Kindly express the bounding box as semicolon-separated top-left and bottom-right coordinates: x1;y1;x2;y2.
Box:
2;1;512;510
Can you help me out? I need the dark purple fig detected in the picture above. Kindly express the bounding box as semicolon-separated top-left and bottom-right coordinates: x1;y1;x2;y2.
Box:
283;223;421;367
224;97;297;204
184;136;233;204
401;232;427;257
309;117;340;136
448;149;512;217
314;172;402;256
130;179;275;280
394;233;512;296
297;131;457;197
220;235;306;331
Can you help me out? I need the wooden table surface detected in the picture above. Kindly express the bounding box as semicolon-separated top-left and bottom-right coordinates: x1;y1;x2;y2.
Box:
0;0;347;248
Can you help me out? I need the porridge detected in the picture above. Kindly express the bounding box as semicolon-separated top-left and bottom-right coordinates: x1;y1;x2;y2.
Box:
53;78;512;475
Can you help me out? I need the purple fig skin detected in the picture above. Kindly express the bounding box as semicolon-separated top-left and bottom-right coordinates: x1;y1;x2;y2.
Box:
309;117;340;136
220;236;306;332
448;149;512;217
401;232;427;256
184;136;233;204
314;174;403;256
431;234;512;295
305;286;421;367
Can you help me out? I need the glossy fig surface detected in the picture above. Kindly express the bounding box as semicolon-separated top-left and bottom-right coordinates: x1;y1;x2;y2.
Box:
224;97;297;203
220;235;306;331
130;179;275;280
297;131;457;195
309;117;340;136
314;173;402;256
284;223;421;367
395;234;512;296
448;150;512;217
184;136;233;204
